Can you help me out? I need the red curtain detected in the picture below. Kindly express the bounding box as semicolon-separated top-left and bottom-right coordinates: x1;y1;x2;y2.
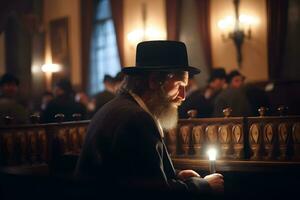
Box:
80;0;94;91
166;0;182;41
111;0;124;68
267;0;288;80
195;0;213;71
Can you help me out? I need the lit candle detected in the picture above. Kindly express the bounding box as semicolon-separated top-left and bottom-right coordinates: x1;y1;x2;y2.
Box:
207;148;217;174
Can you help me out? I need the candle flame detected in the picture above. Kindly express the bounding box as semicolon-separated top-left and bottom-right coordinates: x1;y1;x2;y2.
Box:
207;148;217;161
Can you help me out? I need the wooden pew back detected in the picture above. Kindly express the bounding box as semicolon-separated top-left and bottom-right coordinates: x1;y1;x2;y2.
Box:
0;121;89;174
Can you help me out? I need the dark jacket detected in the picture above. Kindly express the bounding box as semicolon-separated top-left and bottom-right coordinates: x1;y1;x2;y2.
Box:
178;89;214;118
94;90;115;112
75;92;210;193
41;94;87;123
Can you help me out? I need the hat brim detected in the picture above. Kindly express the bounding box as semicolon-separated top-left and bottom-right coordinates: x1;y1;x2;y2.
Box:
122;65;201;75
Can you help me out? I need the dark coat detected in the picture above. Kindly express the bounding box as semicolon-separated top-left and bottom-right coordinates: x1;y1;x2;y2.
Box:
178;89;214;118
94;90;115;112
75;92;210;193
41;94;87;123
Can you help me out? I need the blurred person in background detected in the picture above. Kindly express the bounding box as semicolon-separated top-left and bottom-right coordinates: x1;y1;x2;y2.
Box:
93;74;116;113
213;70;252;117
226;70;245;89
75;91;95;119
0;73;28;125
179;68;227;118
41;78;87;123
40;91;54;112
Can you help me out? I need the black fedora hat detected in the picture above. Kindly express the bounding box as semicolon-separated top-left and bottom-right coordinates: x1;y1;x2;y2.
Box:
122;40;200;75
208;68;226;82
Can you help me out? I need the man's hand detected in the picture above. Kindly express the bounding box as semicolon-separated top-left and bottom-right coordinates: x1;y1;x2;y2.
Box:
177;169;201;181
204;173;224;193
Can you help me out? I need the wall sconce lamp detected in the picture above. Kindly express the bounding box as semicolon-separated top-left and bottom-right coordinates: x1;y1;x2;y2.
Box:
218;0;259;68
41;63;61;90
127;2;165;48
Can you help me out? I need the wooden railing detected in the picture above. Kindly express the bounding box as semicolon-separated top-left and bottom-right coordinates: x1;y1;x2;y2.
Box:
165;116;300;161
0;121;89;175
165;115;300;172
1;115;300;174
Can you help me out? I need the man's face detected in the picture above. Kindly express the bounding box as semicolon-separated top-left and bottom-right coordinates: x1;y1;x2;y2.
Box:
0;82;18;98
146;71;188;130
230;75;244;88
210;78;225;90
162;71;189;107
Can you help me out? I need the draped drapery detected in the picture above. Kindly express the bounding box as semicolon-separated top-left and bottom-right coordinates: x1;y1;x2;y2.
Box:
111;0;124;67
80;0;94;91
195;0;213;71
166;0;182;41
267;0;288;80
81;0;124;91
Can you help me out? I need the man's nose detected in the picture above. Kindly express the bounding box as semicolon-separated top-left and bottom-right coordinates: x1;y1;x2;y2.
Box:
178;86;186;101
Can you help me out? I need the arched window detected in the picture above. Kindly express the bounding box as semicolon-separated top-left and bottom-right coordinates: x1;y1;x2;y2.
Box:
89;0;121;95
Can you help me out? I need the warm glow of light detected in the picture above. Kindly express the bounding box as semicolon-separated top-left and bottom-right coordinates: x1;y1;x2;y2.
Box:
41;64;61;73
127;29;145;44
127;27;166;47
218;14;259;31
239;14;259;26
217;16;235;30
207;148;217;161
145;27;165;39
31;65;41;74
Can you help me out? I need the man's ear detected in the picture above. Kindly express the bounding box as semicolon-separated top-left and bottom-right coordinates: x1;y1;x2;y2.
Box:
148;73;161;90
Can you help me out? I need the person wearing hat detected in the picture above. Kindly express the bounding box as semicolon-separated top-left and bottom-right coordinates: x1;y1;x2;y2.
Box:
93;74;116;114
213;70;252;117
75;41;224;196
204;68;227;100
178;67;227;118
0;73;28;125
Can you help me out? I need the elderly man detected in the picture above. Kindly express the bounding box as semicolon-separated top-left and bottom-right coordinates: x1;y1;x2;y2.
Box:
75;41;224;195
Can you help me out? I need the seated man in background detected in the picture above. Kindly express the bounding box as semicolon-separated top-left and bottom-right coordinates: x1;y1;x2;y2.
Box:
40;91;54;113
226;70;245;89
203;68;227;100
0;73;28;125
41;78;87;123
93;72;125;116
75;41;224;197
179;68;227;118
213;70;252;117
93;74;116;113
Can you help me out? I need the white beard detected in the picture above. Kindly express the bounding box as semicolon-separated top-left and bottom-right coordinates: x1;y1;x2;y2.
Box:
145;89;179;130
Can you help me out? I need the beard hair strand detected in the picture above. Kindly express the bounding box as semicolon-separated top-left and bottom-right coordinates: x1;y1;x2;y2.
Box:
145;89;178;130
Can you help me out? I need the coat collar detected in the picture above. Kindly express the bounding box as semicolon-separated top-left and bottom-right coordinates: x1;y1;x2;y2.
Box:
127;91;164;138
